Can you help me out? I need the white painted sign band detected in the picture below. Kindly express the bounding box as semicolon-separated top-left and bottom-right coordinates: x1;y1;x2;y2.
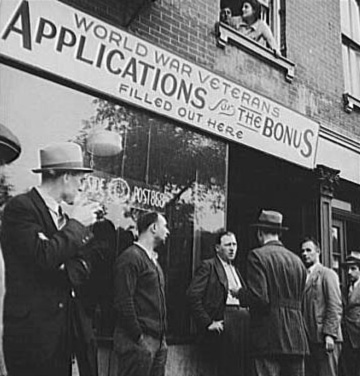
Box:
0;0;320;168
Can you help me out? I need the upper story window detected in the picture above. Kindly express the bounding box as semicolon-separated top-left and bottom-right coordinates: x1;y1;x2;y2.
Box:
220;0;285;55
340;0;360;112
218;0;295;82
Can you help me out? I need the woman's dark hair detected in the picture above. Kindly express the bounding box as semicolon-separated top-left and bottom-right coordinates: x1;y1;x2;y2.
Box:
241;0;261;20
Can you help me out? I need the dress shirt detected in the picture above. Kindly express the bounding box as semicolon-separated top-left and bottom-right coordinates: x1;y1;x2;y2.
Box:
237;19;278;50
35;187;64;229
218;257;241;305
349;278;360;296
306;262;318;282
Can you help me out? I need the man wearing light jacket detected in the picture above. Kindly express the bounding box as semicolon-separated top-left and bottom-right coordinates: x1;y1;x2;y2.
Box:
301;236;343;376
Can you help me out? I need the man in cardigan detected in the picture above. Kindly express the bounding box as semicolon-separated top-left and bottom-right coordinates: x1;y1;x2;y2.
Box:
114;211;170;376
1;142;104;376
340;251;360;376
187;231;249;376
301;237;343;376
238;210;308;376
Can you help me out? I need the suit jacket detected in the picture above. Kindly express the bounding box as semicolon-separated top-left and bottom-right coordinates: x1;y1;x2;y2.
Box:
245;240;309;356
303;263;343;344
1;188;109;376
344;281;360;349
186;256;246;332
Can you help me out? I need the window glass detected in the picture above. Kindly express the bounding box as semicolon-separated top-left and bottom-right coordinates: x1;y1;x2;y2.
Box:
342;45;351;93
332;226;341;275
350;49;360;97
350;0;360;43
0;63;227;340
340;0;351;36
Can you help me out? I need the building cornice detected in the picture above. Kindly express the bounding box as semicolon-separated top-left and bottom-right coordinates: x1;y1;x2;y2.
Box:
319;126;360;154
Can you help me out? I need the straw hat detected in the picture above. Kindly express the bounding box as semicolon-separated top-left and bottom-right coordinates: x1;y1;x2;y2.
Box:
32;142;92;173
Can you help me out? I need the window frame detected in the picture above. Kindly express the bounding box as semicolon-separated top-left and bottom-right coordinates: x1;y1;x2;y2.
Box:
340;0;360;112
217;0;294;82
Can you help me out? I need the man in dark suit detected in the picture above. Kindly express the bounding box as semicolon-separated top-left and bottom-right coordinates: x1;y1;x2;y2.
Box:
301;237;342;376
1;142;105;376
238;210;308;376
340;251;360;376
0;123;22;376
187;230;249;376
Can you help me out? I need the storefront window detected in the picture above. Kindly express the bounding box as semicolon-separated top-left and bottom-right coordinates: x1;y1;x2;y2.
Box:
0;63;227;341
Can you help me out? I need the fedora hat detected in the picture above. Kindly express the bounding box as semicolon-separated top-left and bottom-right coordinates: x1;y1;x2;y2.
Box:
250;209;289;231
32;142;93;173
0;123;21;164
342;251;360;267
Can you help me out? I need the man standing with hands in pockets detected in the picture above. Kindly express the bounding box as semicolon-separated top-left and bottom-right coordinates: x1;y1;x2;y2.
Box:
187;230;249;376
1;142;104;376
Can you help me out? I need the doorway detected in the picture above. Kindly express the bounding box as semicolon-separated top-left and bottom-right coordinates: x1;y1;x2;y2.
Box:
227;143;314;273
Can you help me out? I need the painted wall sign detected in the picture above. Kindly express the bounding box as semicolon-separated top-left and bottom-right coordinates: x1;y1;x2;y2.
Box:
84;174;167;211
0;0;320;168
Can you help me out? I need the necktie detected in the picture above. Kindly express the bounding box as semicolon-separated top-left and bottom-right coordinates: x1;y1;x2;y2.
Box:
57;206;67;229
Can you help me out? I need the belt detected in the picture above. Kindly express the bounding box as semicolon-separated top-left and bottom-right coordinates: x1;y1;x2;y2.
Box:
226;305;241;310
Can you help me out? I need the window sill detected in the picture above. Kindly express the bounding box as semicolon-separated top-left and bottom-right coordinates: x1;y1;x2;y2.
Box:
343;93;360;113
216;22;295;83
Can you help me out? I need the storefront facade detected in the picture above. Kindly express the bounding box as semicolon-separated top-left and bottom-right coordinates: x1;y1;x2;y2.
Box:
1;0;360;374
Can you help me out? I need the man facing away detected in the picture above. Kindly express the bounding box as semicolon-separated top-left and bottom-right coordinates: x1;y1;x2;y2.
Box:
301;237;343;376
340;251;360;376
1;142;105;376
187;231;249;376
237;209;308;376
114;211;170;376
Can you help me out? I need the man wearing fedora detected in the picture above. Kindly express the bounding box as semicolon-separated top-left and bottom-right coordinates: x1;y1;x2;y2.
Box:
301;236;343;376
340;251;360;376
237;209;308;376
1;142;104;376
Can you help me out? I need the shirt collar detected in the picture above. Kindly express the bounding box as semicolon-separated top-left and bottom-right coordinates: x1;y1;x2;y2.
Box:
354;278;360;289
35;186;61;215
238;19;260;31
307;261;320;275
134;241;158;263
217;255;232;267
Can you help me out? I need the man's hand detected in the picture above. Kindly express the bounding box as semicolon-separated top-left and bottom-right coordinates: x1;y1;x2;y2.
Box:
71;201;101;227
207;320;224;334
324;335;335;352
273;48;281;58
